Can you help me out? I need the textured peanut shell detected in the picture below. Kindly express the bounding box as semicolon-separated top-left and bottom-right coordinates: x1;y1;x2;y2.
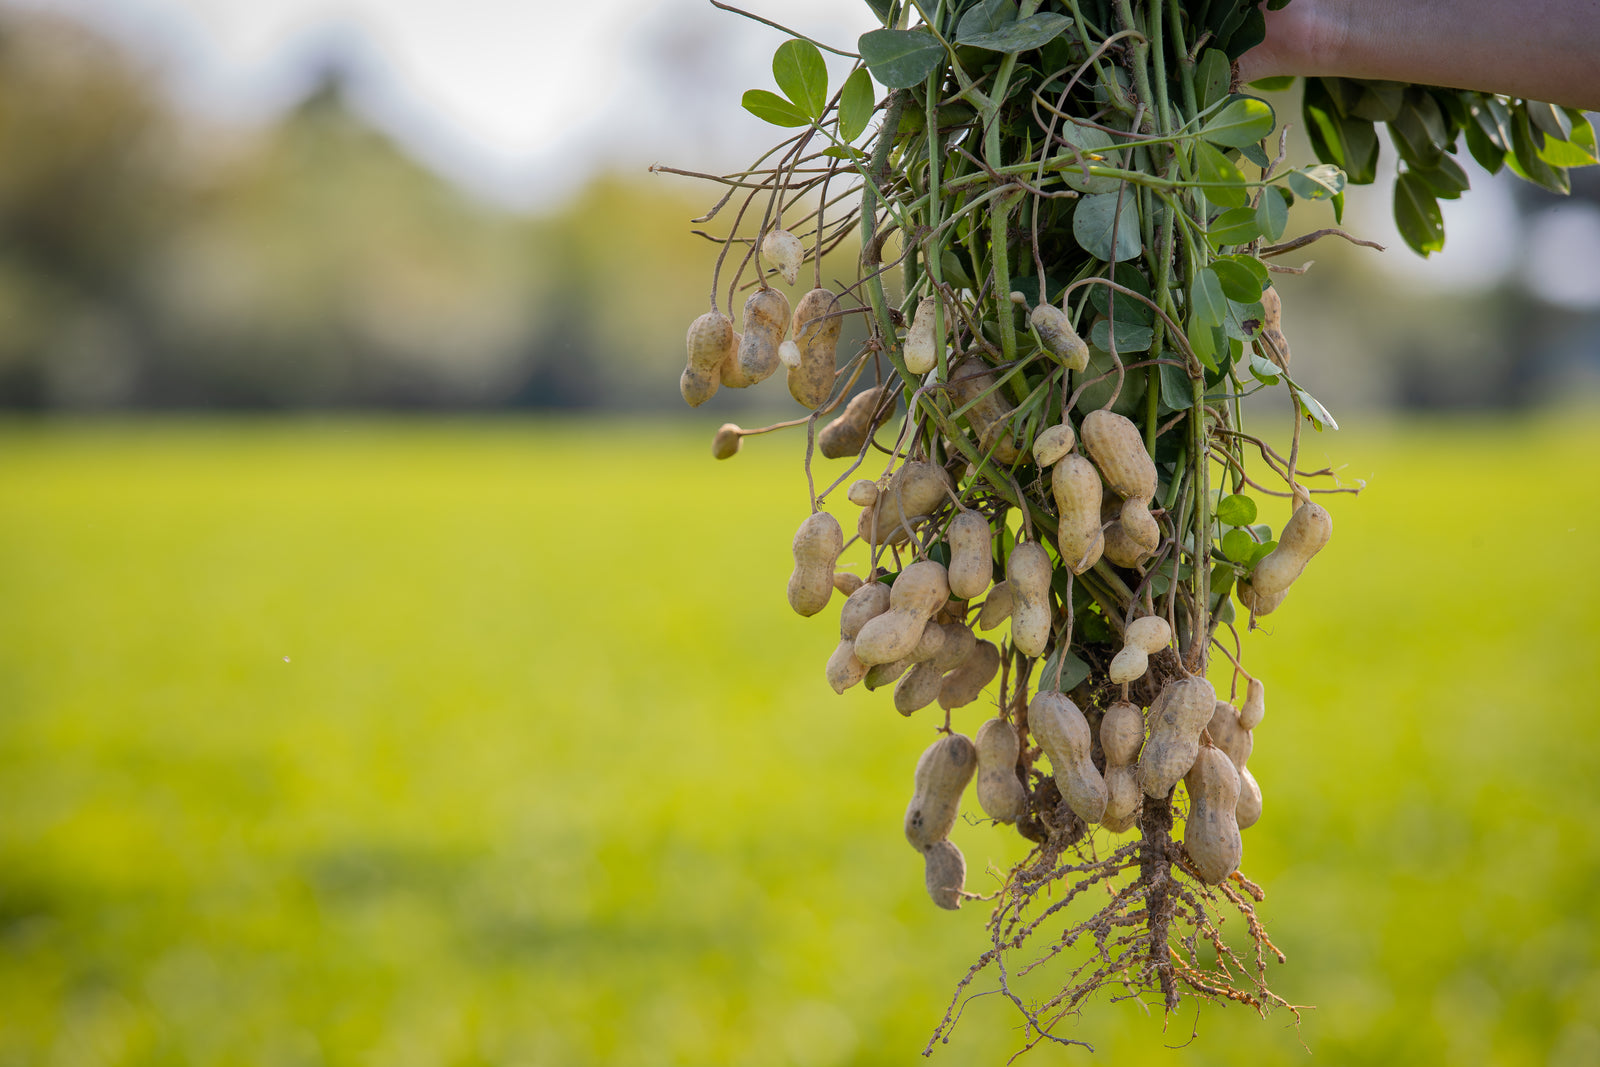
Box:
1108;645;1150;685
847;479;879;507
761;228;803;286
718;334;756;387
832;572;863;597
905;733;977;851
1028;691;1107;824
680;364;718;408
1031;422;1076;467
1257;285;1290;368
1099;701;1145;833
825;640;868;694
1052;454;1104;574
1238;677;1266;730
1120;497;1161;553
864;656;914;690
976;582;1012;630
923;838;967;910
787;287;842;409
735;287;790;384
1029;303;1089;370
1126;615;1171;652
786;512;843;617
853;560;949;665
938;639;1000;710
712;423;741;460
1184;746;1243;884
861;461;954;545
1005;543;1053;657
1082;410;1157;503
975;717;1027;823
819;386;887;459
1207;701;1261;830
898;626;975;716
946;511;993;601
1137;676;1217;799
686;310;736;373
903;295;940;374
949;357;1020;464
1102;518;1153;568
1236;576;1289;616
1250;501;1332;598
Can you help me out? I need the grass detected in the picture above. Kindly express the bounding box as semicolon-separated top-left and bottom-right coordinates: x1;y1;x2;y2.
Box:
0;414;1596;1066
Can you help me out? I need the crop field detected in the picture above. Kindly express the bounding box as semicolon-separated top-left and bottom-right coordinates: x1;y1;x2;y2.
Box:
0;416;1597;1066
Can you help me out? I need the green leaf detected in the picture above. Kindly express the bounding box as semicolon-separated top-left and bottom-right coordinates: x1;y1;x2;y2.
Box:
1089;318;1154;353
1509;109;1570;194
1248;76;1295;92
1202;96;1275;148
956;0;1013;42
1464;116;1508;174
1248;352;1281;384
1393;170;1444;256
1209;563;1238;598
773;39;828;119
1287;163;1345;201
1196;48;1232;112
1038;643;1092;693
1412;154;1470;200
1192;141;1249;207
1221;528;1257;564
1188;322;1221;372
857;28;944;90
742;89;811;128
1190;266;1227;328
1527;100;1573;143
1351;81;1404;123
1088;263;1153;323
1211;256;1267;302
1158;361;1195;410
1474;95;1512;149
960;11;1072;52
864;0;894;24
1538;121;1599;167
1255;188;1288;240
1222;298;1266;343
1247;540;1278;566
940;249;976;289
1296;388;1339;430
1209;206;1262;247
1054;122;1125;194
1072;191;1142;262
821;146;856;159
1390;106;1445;169
1216;493;1258;526
838;68;875;142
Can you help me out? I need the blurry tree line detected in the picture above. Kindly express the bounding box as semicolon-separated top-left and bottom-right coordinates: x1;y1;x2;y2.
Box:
0;9;1594;413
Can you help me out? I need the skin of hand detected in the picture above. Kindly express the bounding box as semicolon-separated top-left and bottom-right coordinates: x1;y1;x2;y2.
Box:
1235;0;1600;111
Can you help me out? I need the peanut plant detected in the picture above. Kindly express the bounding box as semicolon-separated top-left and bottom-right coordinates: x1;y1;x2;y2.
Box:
660;0;1595;1053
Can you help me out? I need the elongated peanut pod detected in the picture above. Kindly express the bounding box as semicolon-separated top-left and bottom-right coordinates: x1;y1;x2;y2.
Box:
946;510;993;601
686;311;736;373
895;622;974;714
923;838;967;910
819;386;887;459
1052;454;1104;574
903;295;939;374
854;560;949;665
1005;543;1053;657
1206;700;1262;829
1108;615;1172;684
825;580;890;694
1029;303;1090;370
1184;747;1243;884
1238;677;1266;730
949;357;1020;464
864;655;914;689
1032;422;1076;467
905;732;977;851
786;512;843;617
1250;500;1332;598
976;582;1012;630
1028;691;1107;824
1257;284;1290;368
1081;410;1157;502
860;461;954;546
787;287;842;409
761;228;803;285
938;639;1000;710
1138;676;1216;799
679;364;718;408
1236;576;1289;617
735;287;790;384
975;717;1027;823
711;423;742;460
1099;701;1144;832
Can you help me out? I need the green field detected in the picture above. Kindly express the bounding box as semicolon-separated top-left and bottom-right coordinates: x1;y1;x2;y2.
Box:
1;416;1597;1066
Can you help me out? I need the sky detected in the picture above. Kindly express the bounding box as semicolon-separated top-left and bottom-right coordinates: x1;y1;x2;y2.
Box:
12;0;1599;304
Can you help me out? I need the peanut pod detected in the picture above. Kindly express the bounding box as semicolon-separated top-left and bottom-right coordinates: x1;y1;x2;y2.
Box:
905;732;977;851
1028;690;1107;824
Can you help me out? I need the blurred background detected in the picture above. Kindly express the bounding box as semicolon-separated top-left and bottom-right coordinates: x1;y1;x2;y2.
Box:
0;2;1596;1065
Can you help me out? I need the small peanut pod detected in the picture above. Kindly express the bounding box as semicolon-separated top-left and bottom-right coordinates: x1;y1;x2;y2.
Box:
735;286;791;385
847;479;879;507
1028;691;1107;824
853;560;950;665
1031;422;1076;467
1249;500;1332;599
946;510;993;601
1257;284;1290;369
686;310;735;373
860;461;954;546
949;357;1020;464
832;572;863;597
1183;746;1243;884
819;386;887;459
1051;454;1104;574
903;295;940;374
1108;614;1173;685
1099;701;1145;832
1207;701;1262;830
905;732;978;851
938;639;1000;710
679;365;718;408
895;622;975;715
1005;542;1053;658
1238;677;1266;730
923;838;967;910
1081;410;1158;553
975;717;1027;823
712;423;742;460
825;581;891;694
1236;576;1289;617
864;655;914;689
976;582;1012;630
786;512;843;617
761;227;804;286
718;332;755;387
1029;303;1090;371
1137;676;1217;799
787;287;842;410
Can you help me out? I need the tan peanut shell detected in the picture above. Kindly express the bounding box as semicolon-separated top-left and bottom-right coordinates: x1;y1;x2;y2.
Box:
895;623;975;714
938;639;1000;710
1236;576;1289;616
1032;422;1076;467
1081;410;1156;503
853;560;949;665
718;333;756;387
975;717;1027;823
786;512;843;617
1005;542;1053;657
1257;284;1290;369
680;364;718;408
1183;746;1243;884
847;479;879;507
788;287;842;409
864;656;914;690
1207;701;1262;829
1028;691;1107;824
825;581;891;694
832;572;863;597
819;386;887;459
860;461;954;546
1052;454;1104;574
1250;500;1332;598
686;310;736;373
1238;677;1266;730
905;732;977;851
712;423;741;460
946;510;993;601
976;582;1012;630
735;287;790;384
923;838;967;910
903;295;940;374
1099;701;1145;832
1137;676;1216;799
761;228;803;286
1108;615;1172;684
949;357;1020;464
1029;303;1090;371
